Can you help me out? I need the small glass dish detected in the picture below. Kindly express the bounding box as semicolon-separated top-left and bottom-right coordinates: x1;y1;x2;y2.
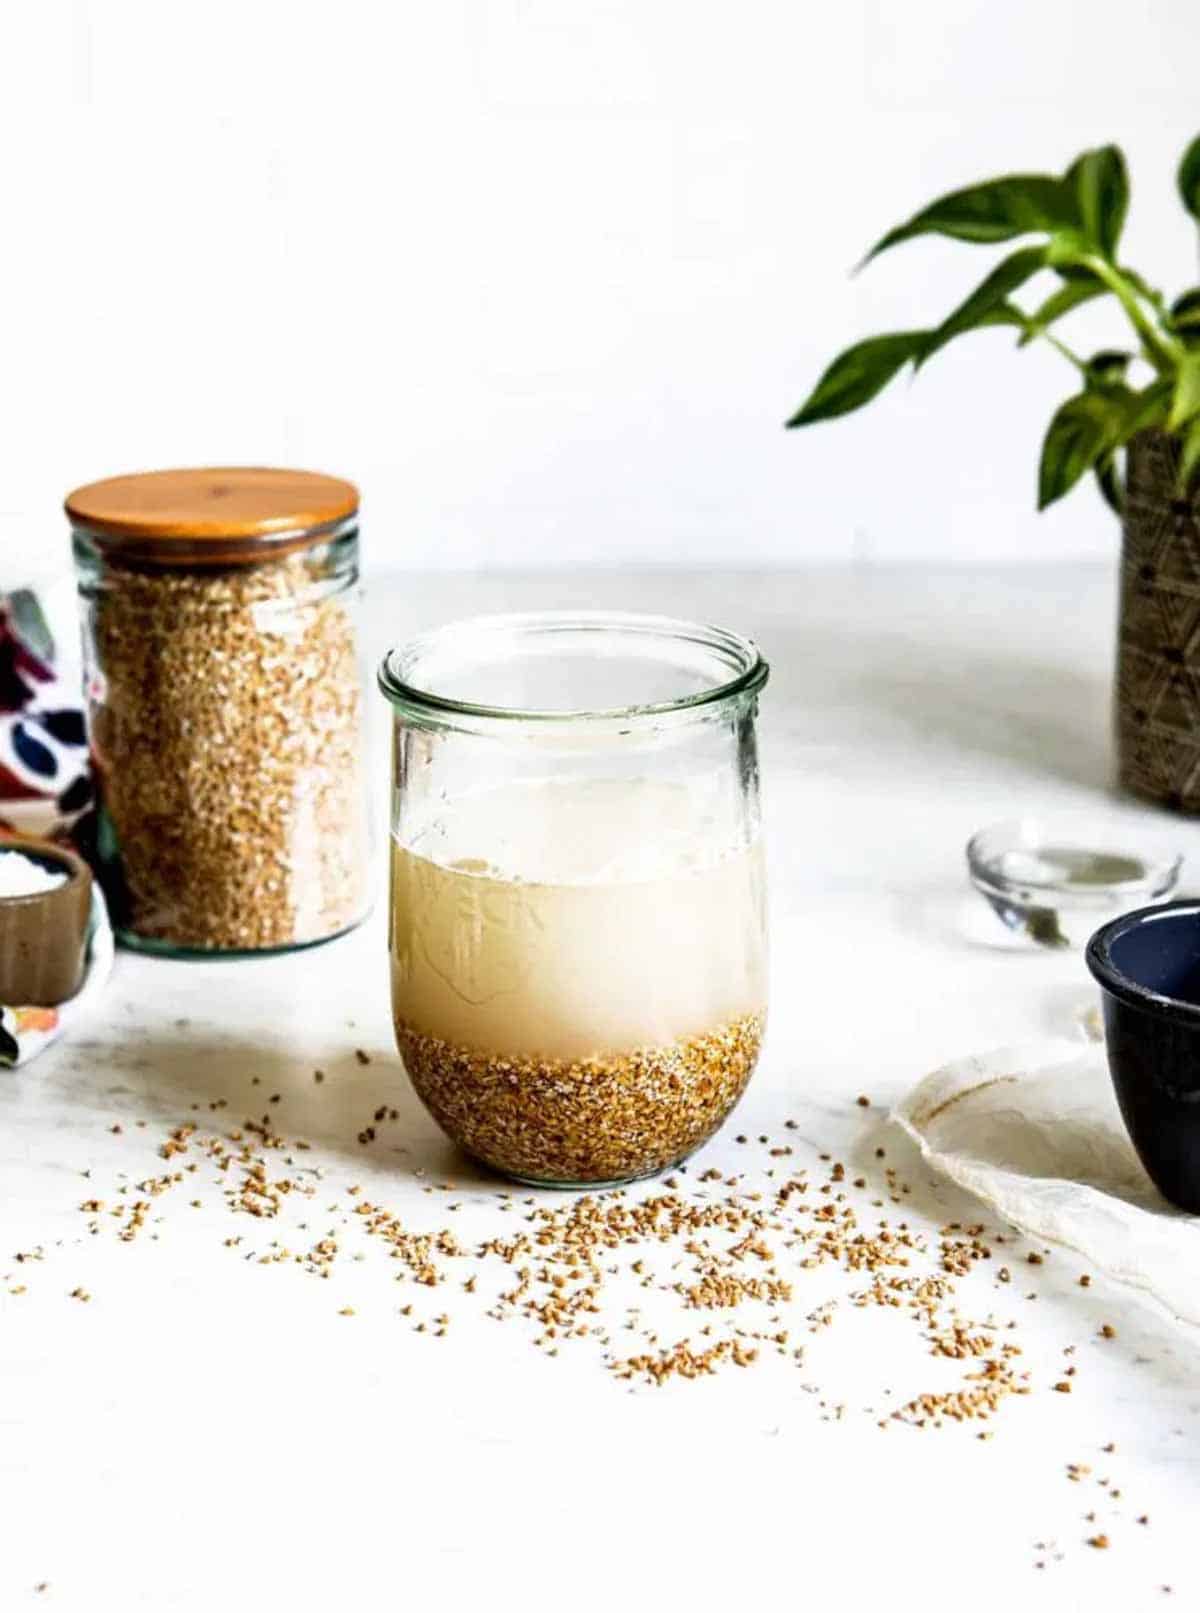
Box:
966;816;1183;950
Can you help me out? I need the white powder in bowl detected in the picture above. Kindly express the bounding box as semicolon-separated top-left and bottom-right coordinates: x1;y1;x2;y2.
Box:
0;849;69;898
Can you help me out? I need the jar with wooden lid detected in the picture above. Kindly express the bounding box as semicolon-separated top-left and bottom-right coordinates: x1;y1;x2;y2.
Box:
68;467;369;955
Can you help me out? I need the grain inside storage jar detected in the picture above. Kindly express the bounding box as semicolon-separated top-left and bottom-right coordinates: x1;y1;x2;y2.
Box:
68;467;370;955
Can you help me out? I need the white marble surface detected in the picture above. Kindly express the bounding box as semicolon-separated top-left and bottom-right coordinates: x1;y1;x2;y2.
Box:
4;566;1198;1612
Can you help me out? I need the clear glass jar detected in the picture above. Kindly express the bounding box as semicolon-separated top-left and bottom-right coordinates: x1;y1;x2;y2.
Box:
378;611;769;1187
68;468;370;956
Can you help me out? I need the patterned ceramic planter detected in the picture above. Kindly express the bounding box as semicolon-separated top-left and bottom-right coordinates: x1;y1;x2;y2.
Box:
1117;429;1200;813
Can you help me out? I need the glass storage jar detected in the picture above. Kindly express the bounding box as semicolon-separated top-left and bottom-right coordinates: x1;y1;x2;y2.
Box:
378;611;769;1187
68;467;370;955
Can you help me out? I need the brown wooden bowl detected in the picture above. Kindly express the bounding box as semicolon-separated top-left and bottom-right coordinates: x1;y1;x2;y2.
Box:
0;838;93;1006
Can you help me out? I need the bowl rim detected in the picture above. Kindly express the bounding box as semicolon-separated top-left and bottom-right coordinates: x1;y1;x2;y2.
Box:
1086;898;1200;1023
0;836;91;908
965;817;1184;897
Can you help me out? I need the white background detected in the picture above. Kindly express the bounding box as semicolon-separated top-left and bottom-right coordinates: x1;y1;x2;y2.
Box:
4;0;1199;578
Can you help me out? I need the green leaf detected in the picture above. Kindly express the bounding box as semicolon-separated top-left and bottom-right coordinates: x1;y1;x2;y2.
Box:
1065;145;1128;259
1169;351;1200;431
1169;289;1200;341
917;246;1047;367
1043;231;1092;272
863;174;1078;263
978;302;1031;332
1084;350;1133;391
1038;390;1128;510
1122;376;1174;439
1050;379;1171;513
1019;275;1107;345
786;331;927;427
1178;135;1200;223
1123;267;1167;314
1052;260;1100;283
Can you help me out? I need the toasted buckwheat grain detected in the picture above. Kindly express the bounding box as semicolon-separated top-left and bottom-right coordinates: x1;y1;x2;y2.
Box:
395;1011;765;1185
87;551;367;950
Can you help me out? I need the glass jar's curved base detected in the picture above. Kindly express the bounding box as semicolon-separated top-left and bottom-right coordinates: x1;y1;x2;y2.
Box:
114;909;371;961
464;1145;704;1192
396;1009;765;1192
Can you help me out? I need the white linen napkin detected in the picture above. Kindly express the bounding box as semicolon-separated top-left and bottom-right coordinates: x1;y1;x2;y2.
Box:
894;1038;1200;1326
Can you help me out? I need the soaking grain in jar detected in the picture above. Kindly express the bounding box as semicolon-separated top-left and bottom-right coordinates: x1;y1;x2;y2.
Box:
68;467;369;955
379;611;769;1187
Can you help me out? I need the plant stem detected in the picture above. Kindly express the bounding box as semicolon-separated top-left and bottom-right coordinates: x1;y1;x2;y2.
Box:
1083;255;1180;372
1040;330;1086;372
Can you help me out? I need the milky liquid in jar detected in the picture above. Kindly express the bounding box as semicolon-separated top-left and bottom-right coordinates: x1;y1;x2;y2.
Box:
390;776;767;1184
380;609;770;1186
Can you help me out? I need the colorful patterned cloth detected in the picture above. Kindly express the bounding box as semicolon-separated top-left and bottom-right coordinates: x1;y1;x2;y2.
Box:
0;587;93;843
0;584;110;1065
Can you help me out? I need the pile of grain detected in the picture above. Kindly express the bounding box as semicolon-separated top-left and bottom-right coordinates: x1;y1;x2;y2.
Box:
395;1010;764;1185
87;552;367;950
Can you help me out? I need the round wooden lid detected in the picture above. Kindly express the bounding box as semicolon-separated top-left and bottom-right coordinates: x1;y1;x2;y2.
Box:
65;467;359;565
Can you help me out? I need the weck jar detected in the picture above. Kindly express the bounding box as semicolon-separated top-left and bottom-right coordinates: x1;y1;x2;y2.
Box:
68;467;370;955
378;611;769;1187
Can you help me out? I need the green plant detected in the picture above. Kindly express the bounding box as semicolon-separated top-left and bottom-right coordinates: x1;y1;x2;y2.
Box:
787;136;1200;512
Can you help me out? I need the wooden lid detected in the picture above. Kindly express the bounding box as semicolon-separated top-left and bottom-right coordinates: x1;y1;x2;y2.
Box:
65;467;359;566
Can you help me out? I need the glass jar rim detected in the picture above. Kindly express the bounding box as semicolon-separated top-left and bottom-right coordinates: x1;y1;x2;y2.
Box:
377;610;768;727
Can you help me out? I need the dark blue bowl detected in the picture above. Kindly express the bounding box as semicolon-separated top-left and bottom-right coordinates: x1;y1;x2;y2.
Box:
1087;899;1200;1212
